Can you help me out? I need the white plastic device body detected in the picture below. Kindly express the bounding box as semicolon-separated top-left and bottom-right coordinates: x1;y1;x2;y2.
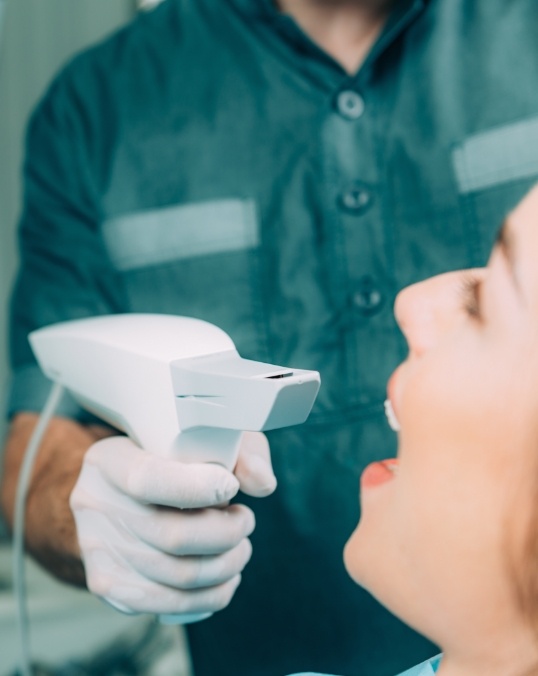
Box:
29;314;320;469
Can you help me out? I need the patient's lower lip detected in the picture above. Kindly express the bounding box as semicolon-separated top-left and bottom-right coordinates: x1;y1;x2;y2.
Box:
361;459;398;489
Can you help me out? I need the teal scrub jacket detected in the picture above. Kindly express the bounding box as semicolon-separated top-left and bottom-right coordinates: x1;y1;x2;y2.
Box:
7;0;538;674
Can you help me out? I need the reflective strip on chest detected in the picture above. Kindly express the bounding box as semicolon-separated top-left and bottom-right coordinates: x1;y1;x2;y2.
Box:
453;117;538;194
102;198;259;271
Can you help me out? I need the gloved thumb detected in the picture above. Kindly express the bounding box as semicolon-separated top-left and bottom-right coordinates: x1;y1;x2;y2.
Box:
234;431;277;498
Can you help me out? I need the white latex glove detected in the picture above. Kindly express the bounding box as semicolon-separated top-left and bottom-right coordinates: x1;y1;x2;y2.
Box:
69;431;276;620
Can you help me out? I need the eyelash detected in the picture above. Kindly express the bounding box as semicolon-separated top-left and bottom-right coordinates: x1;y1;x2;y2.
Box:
460;275;483;321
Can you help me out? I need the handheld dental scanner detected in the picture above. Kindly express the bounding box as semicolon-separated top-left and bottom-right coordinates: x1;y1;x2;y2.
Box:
29;314;320;470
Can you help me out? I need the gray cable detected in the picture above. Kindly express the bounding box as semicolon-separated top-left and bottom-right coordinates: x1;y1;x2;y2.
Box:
13;382;65;676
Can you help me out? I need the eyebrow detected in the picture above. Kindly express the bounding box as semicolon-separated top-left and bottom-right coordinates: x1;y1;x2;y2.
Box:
495;219;522;297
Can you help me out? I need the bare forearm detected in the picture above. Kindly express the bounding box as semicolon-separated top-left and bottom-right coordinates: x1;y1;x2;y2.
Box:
1;413;113;587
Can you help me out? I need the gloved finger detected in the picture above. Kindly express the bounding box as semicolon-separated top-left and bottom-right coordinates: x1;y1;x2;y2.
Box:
116;538;253;589
87;437;240;508
118;503;256;555
88;564;242;615
234;431;277;497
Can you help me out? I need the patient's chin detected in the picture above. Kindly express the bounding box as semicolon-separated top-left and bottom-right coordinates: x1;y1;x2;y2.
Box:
343;512;402;607
344;525;415;635
343;521;379;589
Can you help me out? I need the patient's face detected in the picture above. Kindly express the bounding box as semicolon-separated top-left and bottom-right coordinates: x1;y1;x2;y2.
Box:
345;185;538;649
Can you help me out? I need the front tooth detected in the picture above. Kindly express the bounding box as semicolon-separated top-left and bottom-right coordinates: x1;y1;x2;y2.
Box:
384;399;401;432
385;460;399;474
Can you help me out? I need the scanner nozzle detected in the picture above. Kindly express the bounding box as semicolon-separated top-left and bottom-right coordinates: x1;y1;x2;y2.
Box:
172;351;320;432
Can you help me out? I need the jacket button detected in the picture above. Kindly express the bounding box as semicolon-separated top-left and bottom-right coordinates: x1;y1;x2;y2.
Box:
352;277;383;316
336;90;365;120
339;185;372;214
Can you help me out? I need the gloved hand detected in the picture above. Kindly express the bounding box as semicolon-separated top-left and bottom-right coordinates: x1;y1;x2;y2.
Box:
69;431;276;620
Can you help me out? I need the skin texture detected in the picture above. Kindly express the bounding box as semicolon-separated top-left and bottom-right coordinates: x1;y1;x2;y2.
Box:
276;0;394;73
345;185;538;676
1;414;112;585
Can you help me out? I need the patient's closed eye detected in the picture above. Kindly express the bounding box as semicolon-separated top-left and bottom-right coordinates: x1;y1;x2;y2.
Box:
460;275;483;321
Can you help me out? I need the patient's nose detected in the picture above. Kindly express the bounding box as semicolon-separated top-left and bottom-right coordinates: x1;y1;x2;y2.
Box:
394;280;439;357
394;270;484;357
